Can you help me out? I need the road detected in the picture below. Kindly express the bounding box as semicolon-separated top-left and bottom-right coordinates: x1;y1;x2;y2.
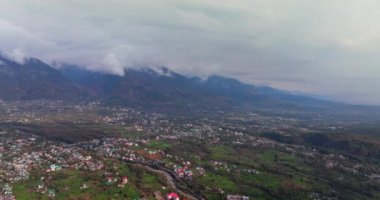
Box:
124;160;206;200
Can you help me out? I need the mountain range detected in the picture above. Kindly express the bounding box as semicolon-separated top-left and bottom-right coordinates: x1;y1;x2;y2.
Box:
2;55;379;118
0;55;86;101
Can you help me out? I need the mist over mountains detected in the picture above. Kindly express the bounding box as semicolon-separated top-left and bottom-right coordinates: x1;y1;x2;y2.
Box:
2;54;380;120
0;55;322;104
0;55;86;100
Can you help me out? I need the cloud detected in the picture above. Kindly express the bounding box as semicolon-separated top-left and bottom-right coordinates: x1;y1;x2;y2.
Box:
3;49;28;64
0;0;379;104
100;53;124;76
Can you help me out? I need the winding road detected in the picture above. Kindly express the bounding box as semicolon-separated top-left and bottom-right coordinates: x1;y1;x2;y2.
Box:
124;160;206;200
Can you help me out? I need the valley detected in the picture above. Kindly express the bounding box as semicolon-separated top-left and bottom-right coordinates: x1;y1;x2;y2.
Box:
1;101;379;200
2;1;380;199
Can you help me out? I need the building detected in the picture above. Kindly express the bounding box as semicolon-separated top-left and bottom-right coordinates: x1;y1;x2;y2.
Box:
167;192;180;200
227;195;249;200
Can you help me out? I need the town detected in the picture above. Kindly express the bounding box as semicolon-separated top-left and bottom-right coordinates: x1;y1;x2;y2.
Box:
0;101;379;199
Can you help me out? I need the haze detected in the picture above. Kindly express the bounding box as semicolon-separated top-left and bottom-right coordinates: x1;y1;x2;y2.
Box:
0;0;379;105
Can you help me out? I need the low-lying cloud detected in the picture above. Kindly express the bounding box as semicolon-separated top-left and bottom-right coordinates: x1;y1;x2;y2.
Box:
0;0;380;105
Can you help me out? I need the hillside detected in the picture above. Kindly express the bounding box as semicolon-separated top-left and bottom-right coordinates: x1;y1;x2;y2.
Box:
0;56;87;101
1;56;379;120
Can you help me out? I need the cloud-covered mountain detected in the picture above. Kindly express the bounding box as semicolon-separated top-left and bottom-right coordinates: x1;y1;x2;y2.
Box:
60;64;336;112
0;55;87;100
1;1;380;104
0;55;362;114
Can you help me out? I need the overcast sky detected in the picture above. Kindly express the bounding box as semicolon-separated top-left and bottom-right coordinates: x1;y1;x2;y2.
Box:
0;0;379;105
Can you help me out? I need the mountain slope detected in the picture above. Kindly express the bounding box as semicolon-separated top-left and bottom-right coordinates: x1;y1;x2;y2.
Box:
1;56;379;119
60;65;335;112
0;56;87;100
61;66;221;109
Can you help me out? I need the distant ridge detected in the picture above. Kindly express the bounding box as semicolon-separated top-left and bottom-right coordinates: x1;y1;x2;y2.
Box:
0;55;365;115
0;55;88;101
60;64;335;111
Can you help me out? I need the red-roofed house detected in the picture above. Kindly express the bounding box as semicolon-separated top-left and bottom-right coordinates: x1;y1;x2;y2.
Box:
167;192;180;200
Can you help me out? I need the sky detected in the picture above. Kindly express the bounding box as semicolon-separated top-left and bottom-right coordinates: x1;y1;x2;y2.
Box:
0;0;380;105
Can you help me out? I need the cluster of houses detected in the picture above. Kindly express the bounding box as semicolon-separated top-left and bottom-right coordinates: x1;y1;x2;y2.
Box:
172;161;193;179
0;184;15;200
174;166;193;179
47;164;62;172
0;128;363;200
105;176;129;188
4;101;379;200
